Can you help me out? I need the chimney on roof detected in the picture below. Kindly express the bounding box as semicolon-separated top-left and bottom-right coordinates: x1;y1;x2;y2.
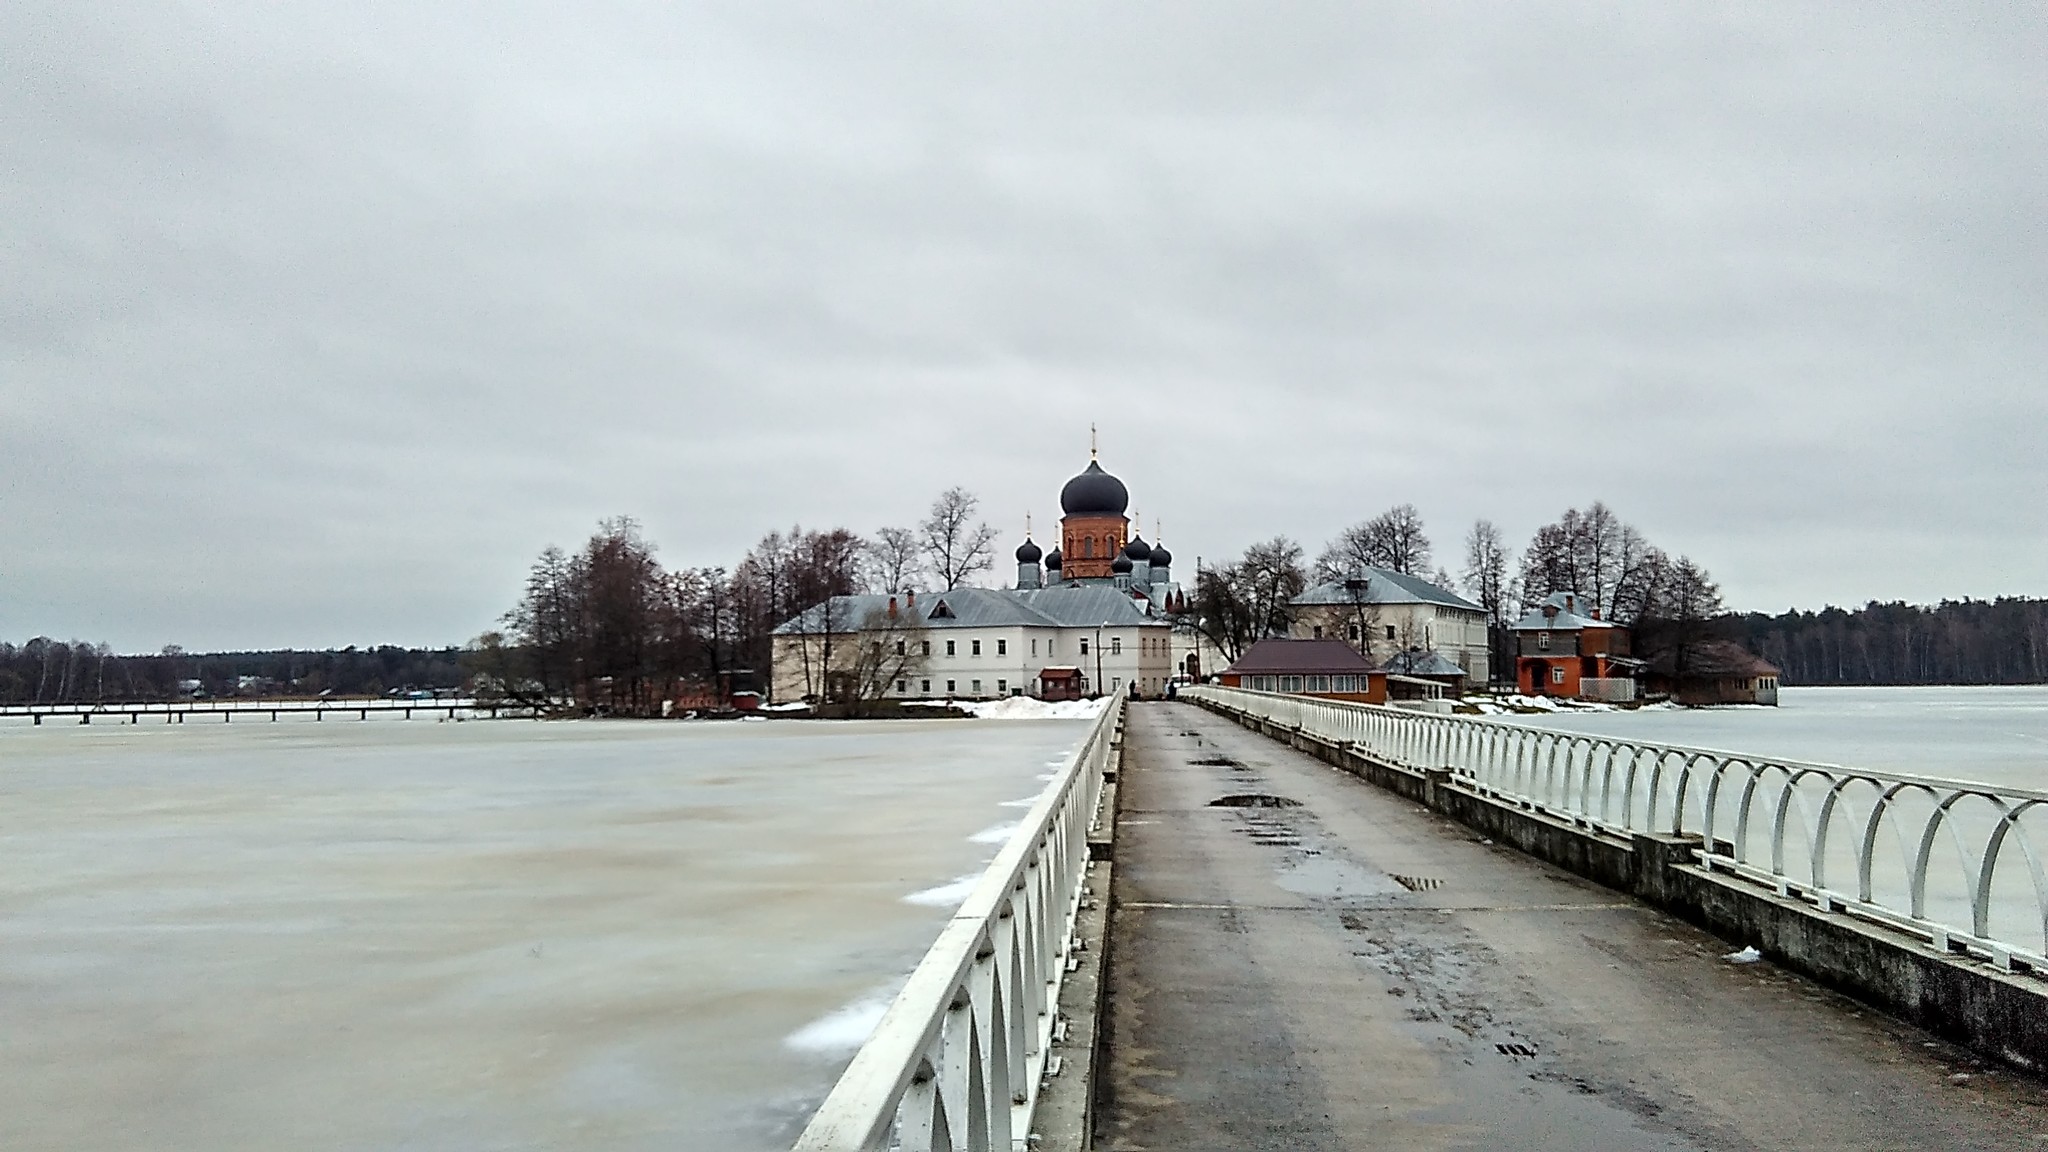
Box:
907;589;916;607
888;596;898;618
1590;607;1601;621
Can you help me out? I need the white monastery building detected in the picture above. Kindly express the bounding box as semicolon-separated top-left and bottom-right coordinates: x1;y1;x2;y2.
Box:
771;453;1188;702
1288;568;1491;684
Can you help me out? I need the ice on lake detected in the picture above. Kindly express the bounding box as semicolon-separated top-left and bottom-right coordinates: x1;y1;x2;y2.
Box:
0;714;1092;1152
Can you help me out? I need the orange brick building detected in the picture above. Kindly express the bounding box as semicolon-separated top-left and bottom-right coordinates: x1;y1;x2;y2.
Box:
1512;592;1635;700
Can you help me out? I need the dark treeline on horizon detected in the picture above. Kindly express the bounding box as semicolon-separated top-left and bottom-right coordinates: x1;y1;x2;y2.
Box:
0;640;465;705
1730;598;2048;687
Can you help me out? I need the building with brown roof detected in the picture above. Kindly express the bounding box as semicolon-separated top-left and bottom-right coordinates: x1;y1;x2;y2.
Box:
1219;638;1387;704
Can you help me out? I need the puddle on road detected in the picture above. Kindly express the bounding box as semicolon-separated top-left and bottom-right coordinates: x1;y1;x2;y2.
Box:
1208;793;1299;808
1339;910;1721;1150
1275;854;1407;899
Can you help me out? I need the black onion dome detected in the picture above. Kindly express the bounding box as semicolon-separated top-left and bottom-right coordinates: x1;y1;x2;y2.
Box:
1059;460;1129;516
1149;543;1173;568
1111;553;1134;574
1015;537;1042;564
1122;535;1151;561
1045;548;1062;570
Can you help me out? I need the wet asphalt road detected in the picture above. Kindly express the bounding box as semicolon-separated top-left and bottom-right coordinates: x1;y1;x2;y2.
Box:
1095;701;2048;1151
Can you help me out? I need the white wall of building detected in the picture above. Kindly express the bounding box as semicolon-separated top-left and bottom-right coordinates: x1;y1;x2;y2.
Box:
1291;603;1491;684
773;622;1176;701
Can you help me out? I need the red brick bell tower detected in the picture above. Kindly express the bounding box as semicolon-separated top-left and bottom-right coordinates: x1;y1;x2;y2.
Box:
1057;443;1130;581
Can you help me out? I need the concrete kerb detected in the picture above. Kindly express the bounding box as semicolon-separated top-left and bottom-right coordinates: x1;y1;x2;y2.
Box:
1029;731;1122;1149
1193;696;2048;1079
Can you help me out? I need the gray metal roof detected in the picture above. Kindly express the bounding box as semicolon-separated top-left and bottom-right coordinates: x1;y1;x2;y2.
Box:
1016;583;1161;627
1292;566;1481;612
1509;591;1617;632
1378;648;1469;677
772;584;1165;635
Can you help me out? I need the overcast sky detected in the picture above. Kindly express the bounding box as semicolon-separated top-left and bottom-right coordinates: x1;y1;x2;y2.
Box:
5;2;2044;651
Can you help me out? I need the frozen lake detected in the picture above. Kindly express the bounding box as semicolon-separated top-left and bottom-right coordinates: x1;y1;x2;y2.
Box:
1508;685;2048;791
0;715;1094;1152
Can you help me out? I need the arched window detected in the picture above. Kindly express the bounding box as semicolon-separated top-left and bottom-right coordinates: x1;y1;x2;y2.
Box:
1083;537;1094;558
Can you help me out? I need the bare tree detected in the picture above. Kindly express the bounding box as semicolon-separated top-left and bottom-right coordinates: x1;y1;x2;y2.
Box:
1517;503;1668;625
1315;504;1432;579
1642;556;1725;676
1192;538;1307;662
919;488;999;590
843;606;931;716
1462;520;1513;684
1333;572;1385;661
869;526;921;593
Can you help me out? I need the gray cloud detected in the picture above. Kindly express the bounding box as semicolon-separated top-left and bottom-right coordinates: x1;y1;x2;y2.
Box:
5;2;2044;649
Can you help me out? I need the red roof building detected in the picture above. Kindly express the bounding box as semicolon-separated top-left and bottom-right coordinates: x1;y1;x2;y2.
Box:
1219;638;1387;704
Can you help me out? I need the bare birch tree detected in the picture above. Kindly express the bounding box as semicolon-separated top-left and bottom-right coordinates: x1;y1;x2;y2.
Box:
869;526;922;593
1462;519;1512;684
919;488;998;590
1315;504;1433;579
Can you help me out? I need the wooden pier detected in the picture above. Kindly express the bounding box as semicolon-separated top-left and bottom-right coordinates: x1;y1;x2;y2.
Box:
0;698;515;725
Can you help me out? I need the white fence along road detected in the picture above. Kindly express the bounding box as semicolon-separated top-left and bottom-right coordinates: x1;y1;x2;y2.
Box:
1184;686;2048;976
793;697;1123;1152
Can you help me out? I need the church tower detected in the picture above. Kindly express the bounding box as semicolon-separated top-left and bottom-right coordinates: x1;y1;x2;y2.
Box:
1057;436;1130;581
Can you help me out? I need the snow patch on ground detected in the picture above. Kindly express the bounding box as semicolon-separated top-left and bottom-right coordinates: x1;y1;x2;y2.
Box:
1465;694;1620;715
959;697;1110;721
758;702;811;713
784;984;901;1053
903;874;982;908
968;821;1021;845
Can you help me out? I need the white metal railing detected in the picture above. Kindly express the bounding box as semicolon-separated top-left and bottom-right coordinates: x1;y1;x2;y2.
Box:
793;697;1123;1152
1185;685;2048;975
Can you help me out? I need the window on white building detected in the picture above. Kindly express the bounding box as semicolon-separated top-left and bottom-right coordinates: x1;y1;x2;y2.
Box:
921;640;931;656
972;639;981;656
997;639;1006;656
947;679;957;693
1031;638;1038;656
1111;637;1122;655
1348;623;1360;641
1080;639;1090;655
946;640;956;656
1385;625;1396;641
921;679;931;693
971;679;982;695
997;679;1008;694
1312;625;1323;639
895;640;905;655
895;679;906;693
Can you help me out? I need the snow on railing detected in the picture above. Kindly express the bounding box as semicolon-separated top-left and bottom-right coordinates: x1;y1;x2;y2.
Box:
1184;685;2048;976
792;696;1122;1152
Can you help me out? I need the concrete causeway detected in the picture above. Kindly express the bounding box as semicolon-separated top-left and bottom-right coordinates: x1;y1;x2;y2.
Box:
1094;701;2048;1150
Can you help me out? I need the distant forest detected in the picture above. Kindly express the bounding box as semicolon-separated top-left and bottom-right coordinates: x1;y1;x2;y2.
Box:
1729;598;2048;686
0;641;466;705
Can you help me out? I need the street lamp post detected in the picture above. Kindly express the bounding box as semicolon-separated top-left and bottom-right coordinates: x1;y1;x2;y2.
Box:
1344;574;1372;660
1094;621;1108;698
